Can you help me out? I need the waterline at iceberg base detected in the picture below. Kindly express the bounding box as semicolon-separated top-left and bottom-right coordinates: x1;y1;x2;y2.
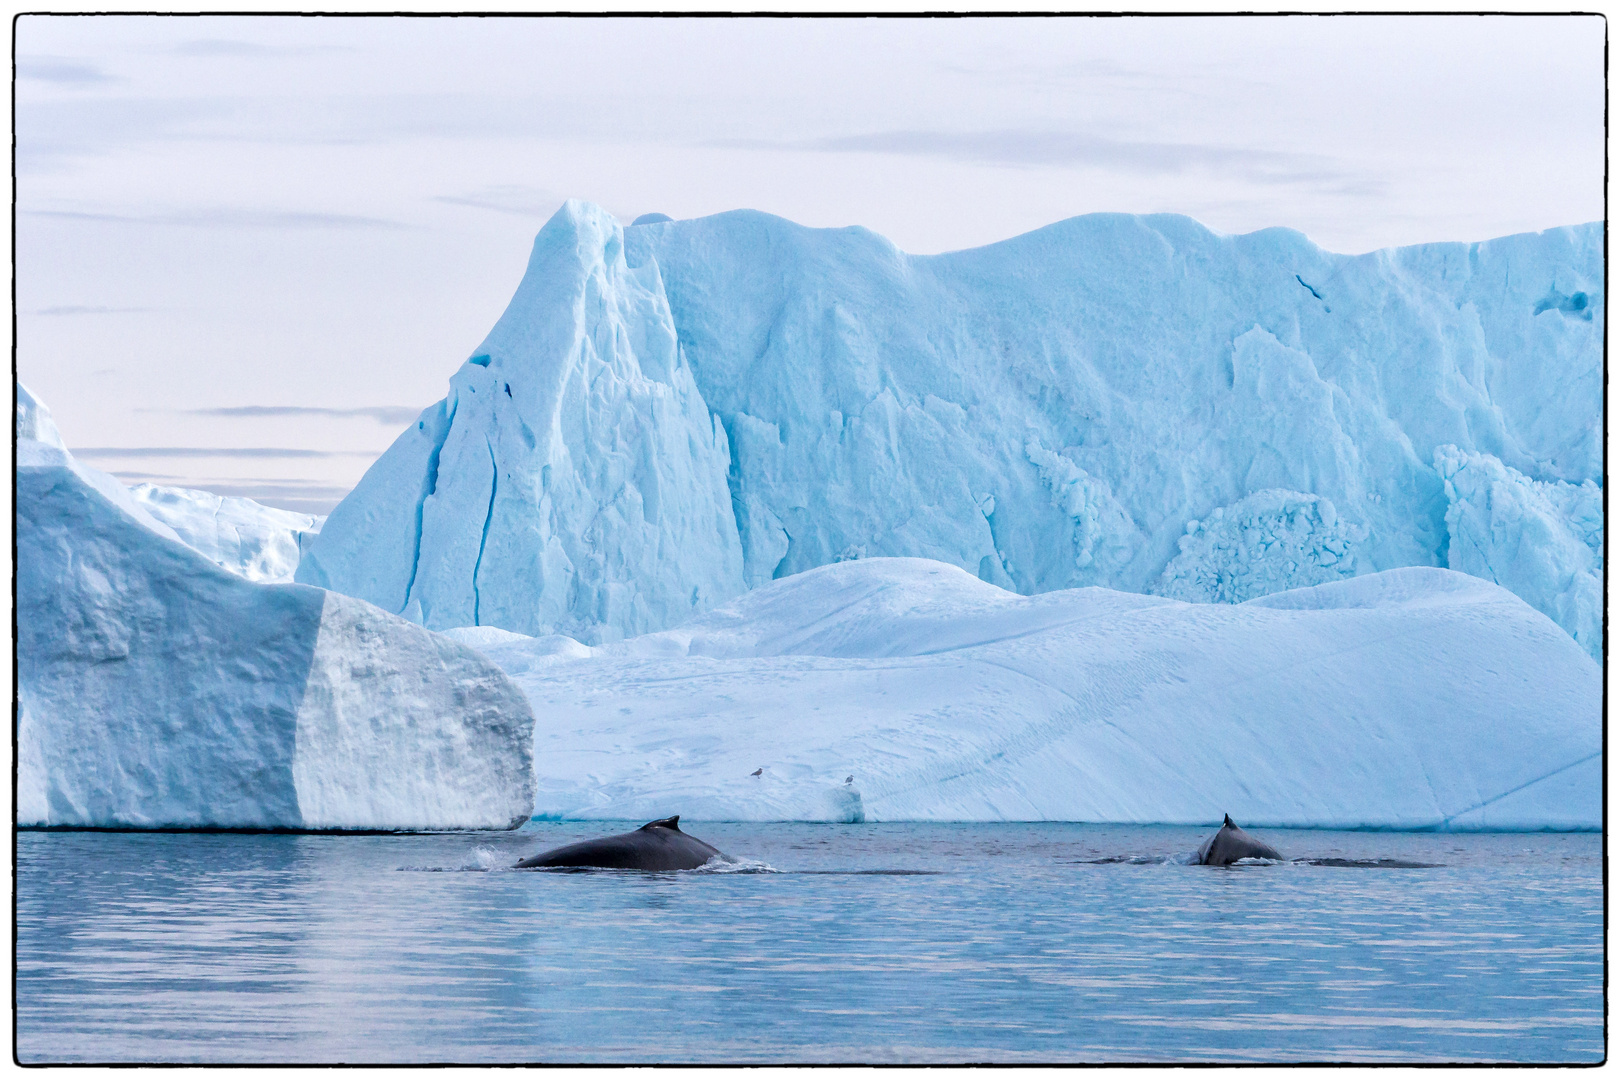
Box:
464;558;1598;830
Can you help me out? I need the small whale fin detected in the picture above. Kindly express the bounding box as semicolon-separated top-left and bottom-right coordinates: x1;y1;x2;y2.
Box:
641;816;681;832
1223;813;1235;827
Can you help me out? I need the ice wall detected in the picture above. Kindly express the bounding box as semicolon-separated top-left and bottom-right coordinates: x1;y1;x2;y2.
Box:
1436;445;1603;660
476;558;1599;829
297;200;744;642
17;388;536;830
130;483;323;584
305;203;1600;644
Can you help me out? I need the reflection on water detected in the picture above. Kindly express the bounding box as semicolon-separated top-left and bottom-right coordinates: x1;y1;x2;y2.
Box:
15;823;1603;1064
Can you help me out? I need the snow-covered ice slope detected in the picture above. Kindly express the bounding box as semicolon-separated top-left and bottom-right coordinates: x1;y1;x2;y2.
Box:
477;558;1598;829
302;203;1600;648
130;483;323;583
17;388;536;831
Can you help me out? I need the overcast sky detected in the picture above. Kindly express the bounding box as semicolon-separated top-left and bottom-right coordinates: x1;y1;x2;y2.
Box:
16;14;1605;513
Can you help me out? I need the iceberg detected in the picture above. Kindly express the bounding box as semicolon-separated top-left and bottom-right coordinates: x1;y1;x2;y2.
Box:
475;557;1598;829
16;386;536;831
130;483;323;584
301;202;1601;649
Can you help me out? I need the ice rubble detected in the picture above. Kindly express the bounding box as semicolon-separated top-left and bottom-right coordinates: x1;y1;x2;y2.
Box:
16;387;535;831
1153;489;1366;603
300;201;1601;651
473;557;1598;829
130;483;323;584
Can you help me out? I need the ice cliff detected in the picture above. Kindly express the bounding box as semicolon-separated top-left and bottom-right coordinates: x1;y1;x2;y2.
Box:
473;557;1599;829
300;202;1601;655
16;386;536;831
130;483;323;583
1435;445;1603;658
296;201;742;641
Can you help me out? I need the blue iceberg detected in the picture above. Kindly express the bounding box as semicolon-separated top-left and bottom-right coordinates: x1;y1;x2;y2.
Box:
299;202;1601;661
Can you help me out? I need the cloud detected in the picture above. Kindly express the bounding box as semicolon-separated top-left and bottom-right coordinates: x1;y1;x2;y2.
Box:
16;57;120;85
169;39;355;58
172;38;275;57
433;184;568;218
719;129;1365;188
937;56;1274;97
15;90;646;167
34;305;151;316
26;207;413;230
195;480;354;516
105;470;184;482
154;405;425;425
75;446;379;459
16;96;222;172
199;481;355;499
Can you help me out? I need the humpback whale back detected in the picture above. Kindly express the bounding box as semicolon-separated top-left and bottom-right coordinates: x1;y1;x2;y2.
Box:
515;816;724;871
1196;814;1284;866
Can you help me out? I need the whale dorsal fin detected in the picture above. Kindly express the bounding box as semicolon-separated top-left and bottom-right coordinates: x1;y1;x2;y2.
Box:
1223;813;1235;827
642;816;681;832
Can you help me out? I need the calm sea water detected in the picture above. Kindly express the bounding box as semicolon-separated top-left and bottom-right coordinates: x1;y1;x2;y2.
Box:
15;823;1604;1064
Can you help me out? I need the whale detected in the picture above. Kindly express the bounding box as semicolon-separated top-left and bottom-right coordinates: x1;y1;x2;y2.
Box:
1196;814;1283;866
514;816;725;871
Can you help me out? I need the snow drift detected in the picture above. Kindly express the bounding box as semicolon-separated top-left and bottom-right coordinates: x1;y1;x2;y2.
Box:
301;202;1600;654
16;386;536;831
472;557;1599;829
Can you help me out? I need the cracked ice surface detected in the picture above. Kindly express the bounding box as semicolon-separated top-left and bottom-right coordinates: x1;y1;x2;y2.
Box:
475;557;1598;828
302;202;1600;650
16;386;536;831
